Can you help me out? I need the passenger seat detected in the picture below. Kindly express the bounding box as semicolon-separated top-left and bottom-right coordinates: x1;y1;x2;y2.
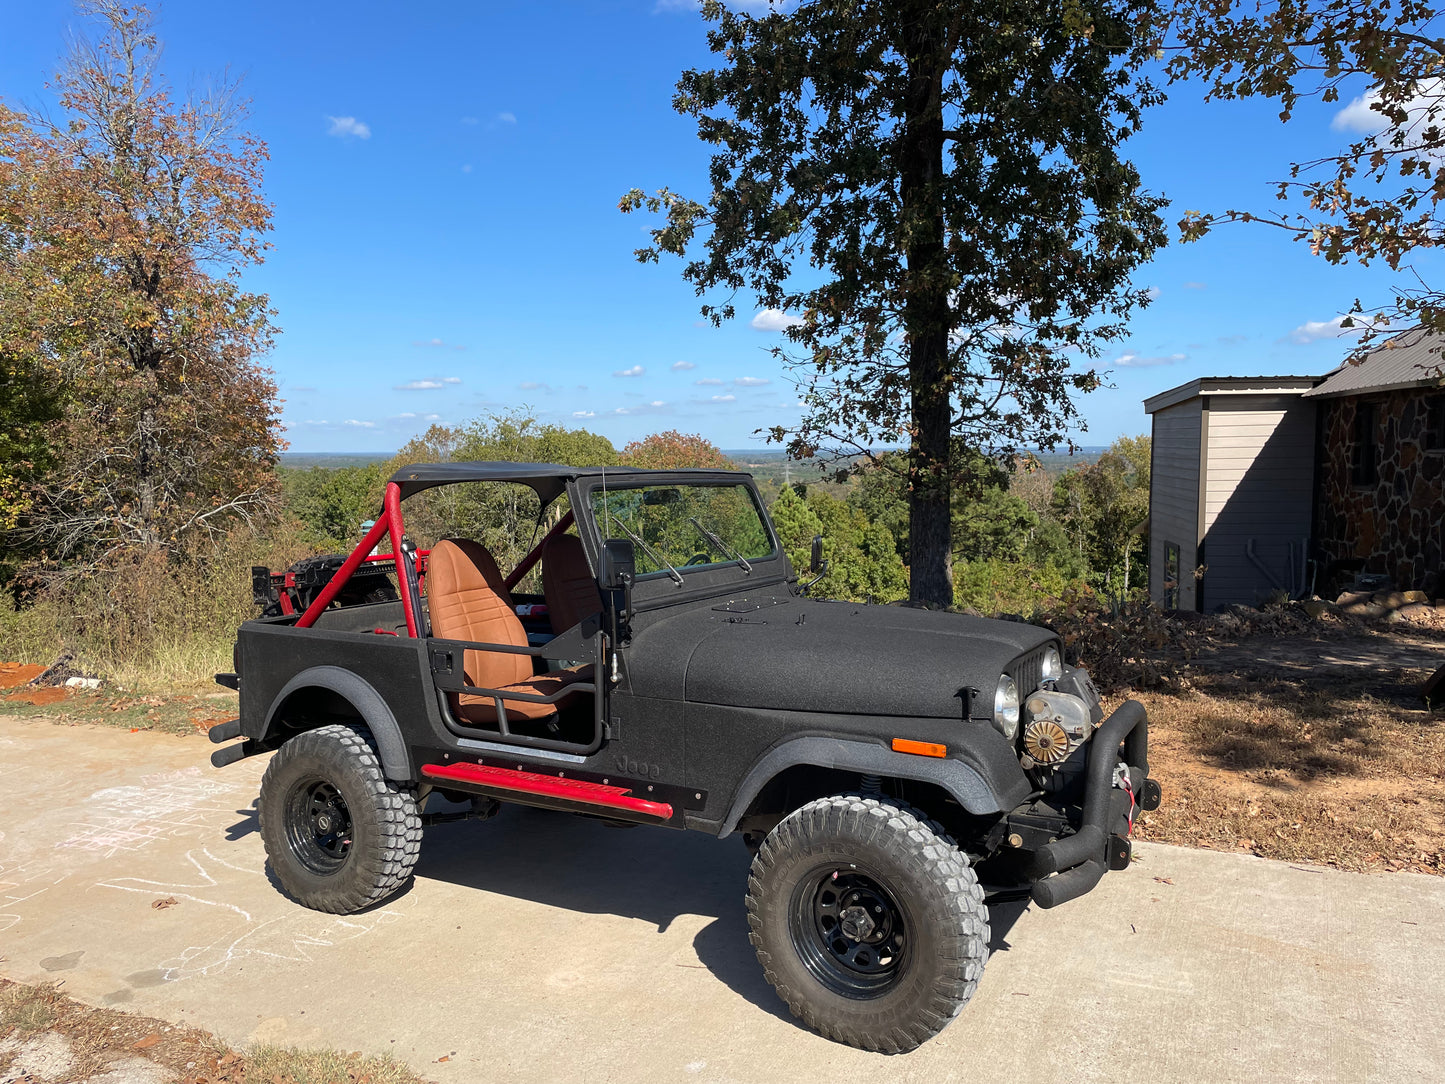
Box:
427;538;587;725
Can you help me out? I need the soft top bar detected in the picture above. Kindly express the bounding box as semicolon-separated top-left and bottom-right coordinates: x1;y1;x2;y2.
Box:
386;461;750;502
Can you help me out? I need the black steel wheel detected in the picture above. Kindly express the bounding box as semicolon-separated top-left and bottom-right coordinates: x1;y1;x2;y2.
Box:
747;796;989;1053
283;778;354;876
259;723;421;914
791;867;908;997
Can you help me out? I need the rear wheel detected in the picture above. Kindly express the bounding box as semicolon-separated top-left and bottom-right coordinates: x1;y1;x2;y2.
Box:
259;723;421;914
746;795;989;1053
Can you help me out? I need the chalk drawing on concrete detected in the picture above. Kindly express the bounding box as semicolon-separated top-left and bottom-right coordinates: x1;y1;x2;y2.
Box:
98;847;409;982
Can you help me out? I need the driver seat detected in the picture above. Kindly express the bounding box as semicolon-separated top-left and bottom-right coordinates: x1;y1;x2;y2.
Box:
427;538;586;725
541;533;602;635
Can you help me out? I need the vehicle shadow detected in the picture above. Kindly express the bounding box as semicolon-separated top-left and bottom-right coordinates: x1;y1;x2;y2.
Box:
416;804;1032;1025
226;805;259;841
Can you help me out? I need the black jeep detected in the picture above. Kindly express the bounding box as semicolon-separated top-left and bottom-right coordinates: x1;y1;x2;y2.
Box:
212;462;1157;1053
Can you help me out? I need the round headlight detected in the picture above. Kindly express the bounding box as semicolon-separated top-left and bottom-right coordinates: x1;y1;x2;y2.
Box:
993;674;1021;740
1041;645;1063;684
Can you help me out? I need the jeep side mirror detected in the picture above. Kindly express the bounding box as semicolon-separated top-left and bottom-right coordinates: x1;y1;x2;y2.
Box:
801;533;829;595
598;538;635;590
598;538;635;646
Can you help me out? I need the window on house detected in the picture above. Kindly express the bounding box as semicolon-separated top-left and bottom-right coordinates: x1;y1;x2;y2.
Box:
1427;394;1445;452
1350;401;1378;485
1164;542;1180;610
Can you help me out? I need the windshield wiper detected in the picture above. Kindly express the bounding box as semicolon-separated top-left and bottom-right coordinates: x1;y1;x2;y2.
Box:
689;517;752;574
615;516;683;586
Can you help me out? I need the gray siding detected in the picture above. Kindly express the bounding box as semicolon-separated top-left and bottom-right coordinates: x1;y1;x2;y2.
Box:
1200;395;1316;607
1149;400;1202;609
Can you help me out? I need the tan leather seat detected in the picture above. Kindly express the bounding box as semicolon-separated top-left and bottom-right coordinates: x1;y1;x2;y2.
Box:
427;538;585;725
541;533;603;635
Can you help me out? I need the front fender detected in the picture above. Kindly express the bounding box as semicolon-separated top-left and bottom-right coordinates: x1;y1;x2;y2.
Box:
717;736;1014;838
261;665;412;781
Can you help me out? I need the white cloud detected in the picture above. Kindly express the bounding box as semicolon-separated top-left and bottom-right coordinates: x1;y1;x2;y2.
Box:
573;410;596;418
303;419;329;426
751;308;804;332
671;360;696;371
443;376;461;384
519;381;548;391
1114;352;1187;368
412;338;465;350
399;412;417;418
326;116;371;139
1184;281;1206;290
613;365;646;378
343;419;376;428
1145;286;1162;302
710;394;737;403
497;112;517;124
1333;81;1444;139
1287;314;1370;344
396;377;461;390
734;376;771;387
695;378;724;386
612;401;669;415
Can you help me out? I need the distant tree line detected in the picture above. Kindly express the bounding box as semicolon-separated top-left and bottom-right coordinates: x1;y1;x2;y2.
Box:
279;408;1151;613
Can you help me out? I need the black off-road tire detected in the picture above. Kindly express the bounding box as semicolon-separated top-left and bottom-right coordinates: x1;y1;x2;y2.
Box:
746;796;989;1054
258;723;422;914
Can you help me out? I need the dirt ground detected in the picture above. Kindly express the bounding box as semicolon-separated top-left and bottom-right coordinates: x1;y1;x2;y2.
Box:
0;979;428;1084
1126;622;1445;875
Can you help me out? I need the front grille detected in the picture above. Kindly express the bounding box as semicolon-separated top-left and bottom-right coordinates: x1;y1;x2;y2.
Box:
1011;646;1046;695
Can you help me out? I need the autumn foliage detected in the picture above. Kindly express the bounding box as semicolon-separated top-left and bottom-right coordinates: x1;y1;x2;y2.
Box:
620;430;734;470
0;1;282;580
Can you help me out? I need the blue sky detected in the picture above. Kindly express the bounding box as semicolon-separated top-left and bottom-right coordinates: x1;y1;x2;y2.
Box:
0;1;1419;454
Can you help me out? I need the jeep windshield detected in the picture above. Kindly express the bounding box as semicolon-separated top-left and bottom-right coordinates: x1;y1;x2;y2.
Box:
590;482;775;579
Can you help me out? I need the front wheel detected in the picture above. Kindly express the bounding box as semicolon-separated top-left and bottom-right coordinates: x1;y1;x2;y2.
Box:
258;723;422;914
746;796;989;1053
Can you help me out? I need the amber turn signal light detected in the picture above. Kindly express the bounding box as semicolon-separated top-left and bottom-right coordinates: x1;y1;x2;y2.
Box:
891;738;947;758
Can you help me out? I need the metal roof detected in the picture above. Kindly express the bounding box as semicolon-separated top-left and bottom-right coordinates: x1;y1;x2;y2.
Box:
1143;376;1321;414
385;461;747;502
1301;330;1445;398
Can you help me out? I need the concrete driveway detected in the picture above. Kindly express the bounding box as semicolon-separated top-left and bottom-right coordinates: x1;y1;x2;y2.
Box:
1;716;1440;1084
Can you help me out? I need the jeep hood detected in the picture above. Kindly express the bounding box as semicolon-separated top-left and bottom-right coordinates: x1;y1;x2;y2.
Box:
628;595;1055;719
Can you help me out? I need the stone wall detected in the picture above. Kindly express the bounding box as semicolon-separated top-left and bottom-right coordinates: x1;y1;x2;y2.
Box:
1314;389;1445;595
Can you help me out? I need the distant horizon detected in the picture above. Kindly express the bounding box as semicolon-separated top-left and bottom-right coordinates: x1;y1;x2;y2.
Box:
279;444;1113;461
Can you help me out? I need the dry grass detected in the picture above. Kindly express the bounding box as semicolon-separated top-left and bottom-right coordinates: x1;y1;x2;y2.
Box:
1128;674;1445;874
0;978;432;1084
0;981;62;1033
0;521;316;692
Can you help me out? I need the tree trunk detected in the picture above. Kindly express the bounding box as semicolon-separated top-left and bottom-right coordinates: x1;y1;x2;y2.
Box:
900;11;952;607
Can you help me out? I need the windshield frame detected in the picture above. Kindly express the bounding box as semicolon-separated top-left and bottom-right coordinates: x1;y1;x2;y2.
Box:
571;473;788;603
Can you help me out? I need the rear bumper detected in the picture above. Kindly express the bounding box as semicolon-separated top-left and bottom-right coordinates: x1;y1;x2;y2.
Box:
1027;698;1160;908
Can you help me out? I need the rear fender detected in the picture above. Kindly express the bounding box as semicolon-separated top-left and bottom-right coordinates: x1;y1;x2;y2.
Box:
262;665;411;781
718;736;1004;838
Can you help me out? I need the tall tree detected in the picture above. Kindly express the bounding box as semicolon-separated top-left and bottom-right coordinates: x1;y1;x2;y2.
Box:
1166;0;1445;361
0;1;281;577
622;0;1166;605
620;429;735;470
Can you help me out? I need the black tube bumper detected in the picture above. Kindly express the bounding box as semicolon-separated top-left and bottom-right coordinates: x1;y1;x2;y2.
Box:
1027;698;1159;909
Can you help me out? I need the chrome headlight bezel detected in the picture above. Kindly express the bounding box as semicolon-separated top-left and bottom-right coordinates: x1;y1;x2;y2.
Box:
993;674;1021;740
1040;645;1063;684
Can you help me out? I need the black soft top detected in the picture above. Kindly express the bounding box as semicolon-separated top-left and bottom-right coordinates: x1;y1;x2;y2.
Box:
386;461;748;503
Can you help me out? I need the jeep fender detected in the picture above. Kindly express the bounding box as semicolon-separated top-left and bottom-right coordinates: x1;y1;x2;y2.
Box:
263;666;411;781
717;736;1005;839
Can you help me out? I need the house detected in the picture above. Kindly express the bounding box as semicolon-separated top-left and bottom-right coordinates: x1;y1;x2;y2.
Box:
1145;332;1445;610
